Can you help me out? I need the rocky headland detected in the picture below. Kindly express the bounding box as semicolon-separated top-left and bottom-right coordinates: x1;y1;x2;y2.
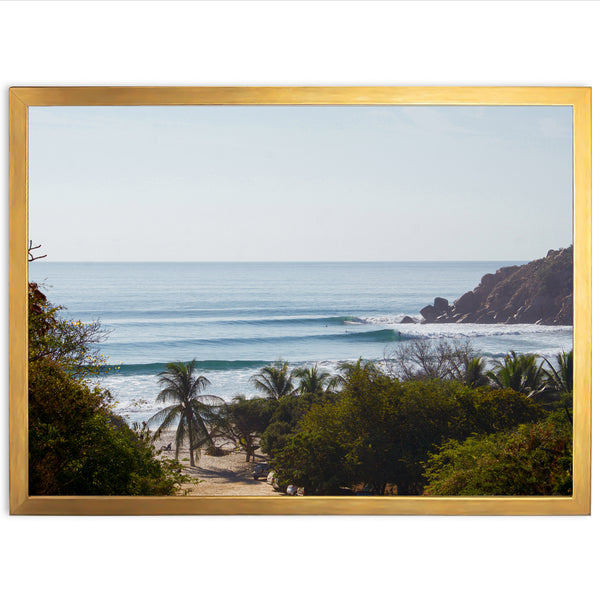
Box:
418;246;573;326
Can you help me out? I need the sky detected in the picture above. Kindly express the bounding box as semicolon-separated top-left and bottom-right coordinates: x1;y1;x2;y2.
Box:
28;104;573;262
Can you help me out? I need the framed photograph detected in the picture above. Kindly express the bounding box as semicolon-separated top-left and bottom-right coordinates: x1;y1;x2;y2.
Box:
9;86;591;515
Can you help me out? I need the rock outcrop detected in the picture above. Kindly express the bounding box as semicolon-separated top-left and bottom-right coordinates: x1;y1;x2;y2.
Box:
419;246;573;326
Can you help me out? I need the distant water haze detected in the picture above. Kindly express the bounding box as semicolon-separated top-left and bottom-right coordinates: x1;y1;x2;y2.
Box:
29;261;573;424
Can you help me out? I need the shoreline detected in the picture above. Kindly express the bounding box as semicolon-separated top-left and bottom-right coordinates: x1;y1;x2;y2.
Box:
108;322;573;424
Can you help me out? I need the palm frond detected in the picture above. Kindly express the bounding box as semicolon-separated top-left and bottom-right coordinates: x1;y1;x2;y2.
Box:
195;394;225;407
488;351;546;397
156;387;183;404
250;361;295;400
326;374;344;392
293;363;334;394
190;375;211;396
147;404;181;431
543;350;573;394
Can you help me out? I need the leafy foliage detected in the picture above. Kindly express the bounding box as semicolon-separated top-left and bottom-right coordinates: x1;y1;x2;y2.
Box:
219;395;276;461
28;285;189;495
29;283;108;377
271;370;545;495
271;430;348;495
30;361;190;495
423;417;572;496
260;393;329;455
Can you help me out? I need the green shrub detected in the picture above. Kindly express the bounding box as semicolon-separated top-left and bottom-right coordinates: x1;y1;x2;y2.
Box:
29;360;189;495
423;416;572;496
28;282;189;495
270;373;548;495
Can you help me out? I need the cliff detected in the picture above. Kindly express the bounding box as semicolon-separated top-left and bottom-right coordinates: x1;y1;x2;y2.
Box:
419;246;573;326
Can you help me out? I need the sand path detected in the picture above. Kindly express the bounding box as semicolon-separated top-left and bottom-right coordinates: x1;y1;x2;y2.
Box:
154;435;282;496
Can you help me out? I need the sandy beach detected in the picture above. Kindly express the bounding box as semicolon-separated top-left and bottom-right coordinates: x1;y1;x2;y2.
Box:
152;432;282;496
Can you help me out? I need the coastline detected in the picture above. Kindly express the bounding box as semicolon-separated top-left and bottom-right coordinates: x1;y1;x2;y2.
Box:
107;319;573;425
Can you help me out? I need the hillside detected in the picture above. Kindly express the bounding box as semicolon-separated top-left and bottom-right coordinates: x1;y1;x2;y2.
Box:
419;246;573;326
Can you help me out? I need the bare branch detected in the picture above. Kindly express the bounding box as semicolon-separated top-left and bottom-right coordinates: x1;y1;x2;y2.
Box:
387;338;480;383
28;240;47;262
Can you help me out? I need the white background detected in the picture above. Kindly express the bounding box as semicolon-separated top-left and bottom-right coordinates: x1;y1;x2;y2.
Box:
1;2;597;599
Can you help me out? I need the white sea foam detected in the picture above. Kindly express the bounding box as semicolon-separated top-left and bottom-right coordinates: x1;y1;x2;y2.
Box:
360;317;573;339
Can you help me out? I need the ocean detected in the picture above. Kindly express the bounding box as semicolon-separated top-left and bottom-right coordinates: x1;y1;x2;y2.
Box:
29;261;573;424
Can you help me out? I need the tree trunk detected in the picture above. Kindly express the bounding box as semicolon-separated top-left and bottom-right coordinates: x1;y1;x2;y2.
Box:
187;414;196;467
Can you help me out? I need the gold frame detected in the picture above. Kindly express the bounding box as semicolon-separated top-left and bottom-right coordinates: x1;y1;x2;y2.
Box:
9;86;591;515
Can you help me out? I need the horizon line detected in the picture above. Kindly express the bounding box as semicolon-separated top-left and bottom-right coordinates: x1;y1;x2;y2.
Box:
31;258;534;264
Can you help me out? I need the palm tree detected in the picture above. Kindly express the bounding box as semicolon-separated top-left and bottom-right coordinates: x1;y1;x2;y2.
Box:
335;358;379;389
292;363;340;394
543;350;573;394
543;349;573;423
487;351;546;398
148;359;223;467
250;360;296;400
464;356;489;388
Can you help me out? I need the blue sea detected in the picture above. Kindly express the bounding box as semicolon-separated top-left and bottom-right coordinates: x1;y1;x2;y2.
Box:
29;262;573;424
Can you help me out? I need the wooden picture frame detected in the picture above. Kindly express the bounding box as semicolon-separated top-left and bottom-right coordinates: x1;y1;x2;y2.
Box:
9;86;591;515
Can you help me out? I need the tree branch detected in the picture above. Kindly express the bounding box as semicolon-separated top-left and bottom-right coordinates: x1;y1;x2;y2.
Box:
28;240;47;262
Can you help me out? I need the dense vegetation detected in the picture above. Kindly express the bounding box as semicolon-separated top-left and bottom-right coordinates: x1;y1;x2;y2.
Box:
28;282;189;495
218;343;573;496
422;415;572;496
